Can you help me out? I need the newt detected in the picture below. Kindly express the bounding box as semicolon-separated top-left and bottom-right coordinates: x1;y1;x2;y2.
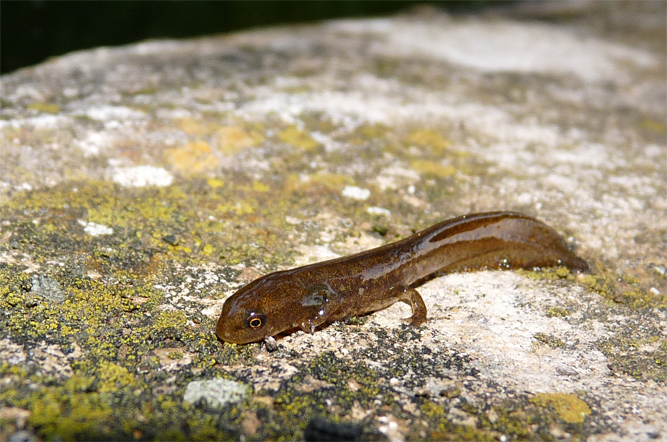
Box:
216;211;587;345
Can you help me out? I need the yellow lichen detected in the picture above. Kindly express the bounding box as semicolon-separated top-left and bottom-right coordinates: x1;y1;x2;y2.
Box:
252;181;270;192
166;140;220;173
410;160;457;178
641;119;666;134
405;129;452;154
153;310;188;332
27;103;61;114
96;362;136;393
216;126;262;155
215;200;256;216
28;389;113;440
307;173;354;189
167;351;183;360
278;126;319;151
176;117;215;136
531;393;591;424
207;178;224;188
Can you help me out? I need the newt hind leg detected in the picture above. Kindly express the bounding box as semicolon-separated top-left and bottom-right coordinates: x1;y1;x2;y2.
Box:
400;287;427;326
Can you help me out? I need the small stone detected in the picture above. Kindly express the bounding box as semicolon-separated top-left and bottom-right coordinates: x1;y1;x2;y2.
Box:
162;234;178;246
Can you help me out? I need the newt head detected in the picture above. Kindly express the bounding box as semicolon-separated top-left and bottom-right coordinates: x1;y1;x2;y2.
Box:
215;268;342;344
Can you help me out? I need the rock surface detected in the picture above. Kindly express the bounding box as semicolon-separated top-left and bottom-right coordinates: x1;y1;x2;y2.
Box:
1;2;665;441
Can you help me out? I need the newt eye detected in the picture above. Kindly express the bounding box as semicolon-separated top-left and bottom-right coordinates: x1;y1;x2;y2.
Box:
245;313;267;330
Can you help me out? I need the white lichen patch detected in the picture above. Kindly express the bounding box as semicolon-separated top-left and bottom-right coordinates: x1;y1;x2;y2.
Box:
74;105;147;122
328;15;657;83
342;185;371;201
367;206;391;217
0;114;67;129
79;220;113;236
76;131;111;157
183;378;248;408
111;165;174;187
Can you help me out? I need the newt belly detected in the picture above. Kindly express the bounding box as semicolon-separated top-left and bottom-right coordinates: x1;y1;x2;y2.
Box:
216;211;588;344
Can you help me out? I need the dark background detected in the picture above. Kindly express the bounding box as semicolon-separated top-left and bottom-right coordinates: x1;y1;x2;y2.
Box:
2;1;490;75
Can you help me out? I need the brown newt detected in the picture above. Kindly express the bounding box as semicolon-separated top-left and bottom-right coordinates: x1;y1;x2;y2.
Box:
216;211;587;345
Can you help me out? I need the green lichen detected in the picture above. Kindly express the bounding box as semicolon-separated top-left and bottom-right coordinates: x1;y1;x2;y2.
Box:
597;335;667;383
534;332;565;349
278;125;320;151
516;266;578;282
580;272;667;310
546;307;570;318
410;160;457;178
404;129;453;154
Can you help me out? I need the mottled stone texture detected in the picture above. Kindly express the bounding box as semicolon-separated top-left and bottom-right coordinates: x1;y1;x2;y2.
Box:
1;2;665;441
